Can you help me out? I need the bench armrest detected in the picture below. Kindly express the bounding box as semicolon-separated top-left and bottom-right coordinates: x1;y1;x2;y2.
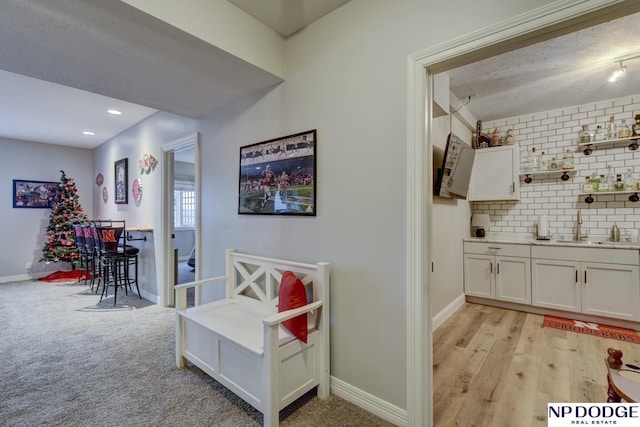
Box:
262;300;322;326
174;275;227;290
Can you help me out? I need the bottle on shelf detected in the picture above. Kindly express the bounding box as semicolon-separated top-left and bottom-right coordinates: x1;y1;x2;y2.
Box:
540;151;548;170
615;174;624;191
520;147;530;172
583;177;594;193
599;174;610;192
530;147;539;171
594;125;605;141
619;119;631;138
607;115;617;139
625;168;635;191
562;149;574;170
549;156;559;170
633;114;640;137
579;125;591;144
605;165;615;190
588;173;600;191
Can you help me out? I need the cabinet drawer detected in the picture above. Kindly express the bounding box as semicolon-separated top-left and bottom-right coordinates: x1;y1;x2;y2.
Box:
531;245;638;265
464;242;530;258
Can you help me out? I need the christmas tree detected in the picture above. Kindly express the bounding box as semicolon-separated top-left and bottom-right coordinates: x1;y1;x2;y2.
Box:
40;170;87;267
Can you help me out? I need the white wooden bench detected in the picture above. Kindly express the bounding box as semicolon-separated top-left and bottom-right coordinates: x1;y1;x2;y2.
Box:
175;249;330;426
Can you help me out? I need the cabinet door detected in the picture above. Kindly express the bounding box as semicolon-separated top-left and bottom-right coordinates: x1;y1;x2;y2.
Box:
495;256;531;304
464;254;494;298
468;145;519;201
532;258;580;312
581;262;640;321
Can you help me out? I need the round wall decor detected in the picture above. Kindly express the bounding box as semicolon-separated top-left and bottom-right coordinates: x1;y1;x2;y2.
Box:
102;186;108;203
132;178;142;201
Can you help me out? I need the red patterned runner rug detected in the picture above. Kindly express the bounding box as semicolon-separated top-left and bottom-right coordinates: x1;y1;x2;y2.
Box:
543;315;640;344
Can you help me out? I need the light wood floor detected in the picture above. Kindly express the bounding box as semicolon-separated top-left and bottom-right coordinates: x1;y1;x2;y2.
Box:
432;303;640;426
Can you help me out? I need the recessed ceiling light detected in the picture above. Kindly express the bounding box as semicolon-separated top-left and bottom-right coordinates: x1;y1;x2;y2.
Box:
82;131;95;136
107;109;122;115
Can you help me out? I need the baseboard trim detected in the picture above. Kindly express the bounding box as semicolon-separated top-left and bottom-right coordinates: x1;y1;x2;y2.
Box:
432;293;465;330
0;272;49;283
330;376;406;426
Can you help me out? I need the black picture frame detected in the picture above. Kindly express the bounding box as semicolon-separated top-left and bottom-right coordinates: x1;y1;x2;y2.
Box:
239;129;316;215
12;179;58;208
114;158;128;204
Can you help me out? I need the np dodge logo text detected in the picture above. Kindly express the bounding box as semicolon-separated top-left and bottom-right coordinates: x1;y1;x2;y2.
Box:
548;403;640;426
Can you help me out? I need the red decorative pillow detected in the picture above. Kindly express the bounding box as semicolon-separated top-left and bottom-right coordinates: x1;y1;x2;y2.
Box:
278;271;308;343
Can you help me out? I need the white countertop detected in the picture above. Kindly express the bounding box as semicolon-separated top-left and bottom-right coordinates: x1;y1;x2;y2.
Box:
464;234;640;250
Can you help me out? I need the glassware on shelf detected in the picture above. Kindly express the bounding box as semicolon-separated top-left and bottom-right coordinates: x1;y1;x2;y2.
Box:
548;156;559;170
540;151;548;170
562;150;574;170
588;173;600;191
615;174;625;191
579;125;591;144
618;119;631;138
625;168;635;191
607;116;617;139
594;125;605;141
530;147;539;171
520;147;530;172
599;174;610;191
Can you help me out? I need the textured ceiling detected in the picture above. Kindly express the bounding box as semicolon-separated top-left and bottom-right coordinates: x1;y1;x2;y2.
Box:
447;12;640;123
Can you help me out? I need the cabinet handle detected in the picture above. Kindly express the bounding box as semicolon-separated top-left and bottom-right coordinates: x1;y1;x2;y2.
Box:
575;269;578;283
488;247;501;250
497;263;500;274
512;182;515;193
584;270;587;284
490;262;493;274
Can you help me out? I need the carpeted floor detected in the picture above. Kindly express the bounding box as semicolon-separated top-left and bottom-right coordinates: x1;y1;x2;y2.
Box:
0;279;393;426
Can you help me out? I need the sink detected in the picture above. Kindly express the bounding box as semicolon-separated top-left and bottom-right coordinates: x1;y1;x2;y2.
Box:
552;239;598;245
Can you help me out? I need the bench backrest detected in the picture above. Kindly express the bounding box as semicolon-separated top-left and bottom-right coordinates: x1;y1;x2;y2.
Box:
225;249;329;313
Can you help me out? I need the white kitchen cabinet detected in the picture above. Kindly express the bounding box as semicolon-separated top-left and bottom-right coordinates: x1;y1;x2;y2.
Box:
531;246;640;321
464;242;531;304
468;144;519;201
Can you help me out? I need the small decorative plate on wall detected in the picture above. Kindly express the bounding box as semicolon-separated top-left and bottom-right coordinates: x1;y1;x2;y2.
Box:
103;186;108;204
95;173;104;187
132;178;142;201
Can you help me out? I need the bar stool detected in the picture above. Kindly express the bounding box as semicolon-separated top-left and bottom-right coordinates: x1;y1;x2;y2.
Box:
72;221;89;285
81;222;99;292
96;223;127;305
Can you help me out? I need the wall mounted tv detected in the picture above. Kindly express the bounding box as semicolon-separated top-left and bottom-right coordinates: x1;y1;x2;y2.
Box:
434;133;475;199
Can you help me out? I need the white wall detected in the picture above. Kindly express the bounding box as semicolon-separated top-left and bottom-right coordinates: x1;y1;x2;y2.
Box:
92;0;559;416
0;138;93;281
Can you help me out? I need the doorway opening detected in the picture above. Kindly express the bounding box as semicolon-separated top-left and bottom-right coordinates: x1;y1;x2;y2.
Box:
161;133;201;308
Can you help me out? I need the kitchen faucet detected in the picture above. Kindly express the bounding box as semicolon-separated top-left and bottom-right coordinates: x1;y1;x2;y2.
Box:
575;209;588;241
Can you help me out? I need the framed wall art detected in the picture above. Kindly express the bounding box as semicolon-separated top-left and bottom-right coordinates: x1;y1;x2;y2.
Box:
114;158;128;204
12;179;58;208
239;129;316;216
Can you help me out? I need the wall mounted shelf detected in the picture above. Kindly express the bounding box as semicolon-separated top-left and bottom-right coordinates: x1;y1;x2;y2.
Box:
581;189;640;204
578;136;640;155
519;169;575;183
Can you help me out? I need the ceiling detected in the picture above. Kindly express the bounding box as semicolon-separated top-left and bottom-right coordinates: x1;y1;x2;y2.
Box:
448;12;640;123
1;2;639;150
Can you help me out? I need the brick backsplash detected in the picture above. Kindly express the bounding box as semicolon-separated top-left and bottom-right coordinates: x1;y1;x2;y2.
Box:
473;94;640;240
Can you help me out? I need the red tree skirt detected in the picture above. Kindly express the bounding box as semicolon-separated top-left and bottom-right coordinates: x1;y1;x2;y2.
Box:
38;270;91;282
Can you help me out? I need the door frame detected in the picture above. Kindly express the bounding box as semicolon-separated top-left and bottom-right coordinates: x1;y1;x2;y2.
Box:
160;132;201;307
405;0;630;425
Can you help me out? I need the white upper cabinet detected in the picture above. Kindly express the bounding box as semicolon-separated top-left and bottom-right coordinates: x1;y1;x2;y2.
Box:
468;144;520;201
